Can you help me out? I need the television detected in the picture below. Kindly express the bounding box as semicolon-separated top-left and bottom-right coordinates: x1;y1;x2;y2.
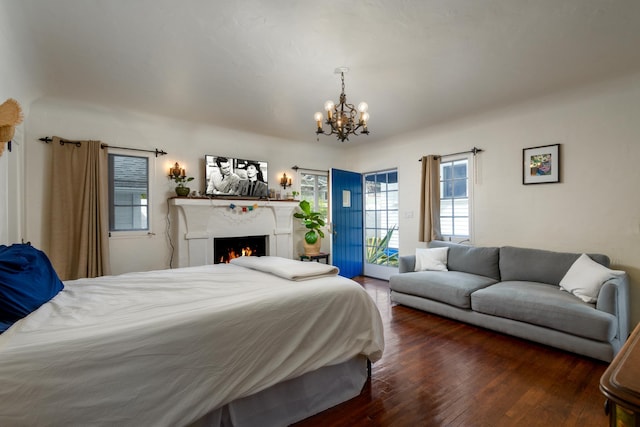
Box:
205;155;269;198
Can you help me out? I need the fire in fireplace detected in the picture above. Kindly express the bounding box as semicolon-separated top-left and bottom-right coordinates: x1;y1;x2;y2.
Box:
214;235;268;264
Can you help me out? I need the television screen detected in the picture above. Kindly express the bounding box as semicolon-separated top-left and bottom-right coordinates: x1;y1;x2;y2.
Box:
205;155;269;198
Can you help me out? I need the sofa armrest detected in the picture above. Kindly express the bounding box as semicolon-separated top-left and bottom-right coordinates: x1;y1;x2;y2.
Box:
596;274;630;342
398;255;416;273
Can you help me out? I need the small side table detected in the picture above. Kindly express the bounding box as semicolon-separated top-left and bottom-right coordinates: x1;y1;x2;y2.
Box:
299;253;330;264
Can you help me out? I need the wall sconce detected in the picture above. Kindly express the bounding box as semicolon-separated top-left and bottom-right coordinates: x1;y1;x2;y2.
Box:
169;162;186;178
280;173;292;189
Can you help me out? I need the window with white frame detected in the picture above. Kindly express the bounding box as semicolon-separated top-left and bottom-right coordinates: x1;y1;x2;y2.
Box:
439;155;472;241
364;169;399;267
109;153;149;233
299;172;328;220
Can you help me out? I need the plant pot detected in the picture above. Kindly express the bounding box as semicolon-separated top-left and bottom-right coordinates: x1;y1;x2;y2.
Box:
175;186;190;197
303;238;322;256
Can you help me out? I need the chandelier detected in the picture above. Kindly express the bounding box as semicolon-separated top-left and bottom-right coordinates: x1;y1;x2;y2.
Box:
314;67;369;142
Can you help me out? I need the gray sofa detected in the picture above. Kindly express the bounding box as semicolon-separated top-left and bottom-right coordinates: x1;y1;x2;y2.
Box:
389;241;630;362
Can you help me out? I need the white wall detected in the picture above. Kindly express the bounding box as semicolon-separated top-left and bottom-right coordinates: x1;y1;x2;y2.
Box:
0;1;44;245
24;98;342;274
339;72;640;326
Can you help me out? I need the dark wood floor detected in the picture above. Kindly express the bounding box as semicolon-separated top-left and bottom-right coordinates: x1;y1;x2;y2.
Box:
293;276;609;427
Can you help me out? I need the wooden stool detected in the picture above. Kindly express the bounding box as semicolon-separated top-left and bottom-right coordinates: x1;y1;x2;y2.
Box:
299;253;330;264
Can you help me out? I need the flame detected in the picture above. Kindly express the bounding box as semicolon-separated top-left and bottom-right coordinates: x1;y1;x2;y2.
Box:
219;247;255;263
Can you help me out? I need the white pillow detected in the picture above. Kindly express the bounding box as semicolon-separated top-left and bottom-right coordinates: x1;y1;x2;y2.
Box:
414;247;449;272
559;253;625;303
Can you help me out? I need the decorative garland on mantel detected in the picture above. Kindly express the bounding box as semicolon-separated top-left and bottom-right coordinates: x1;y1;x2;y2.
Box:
229;203;259;212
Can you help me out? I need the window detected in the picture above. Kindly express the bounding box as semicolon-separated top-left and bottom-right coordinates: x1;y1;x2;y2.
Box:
440;155;472;240
299;172;328;220
364;170;398;268
109;153;149;232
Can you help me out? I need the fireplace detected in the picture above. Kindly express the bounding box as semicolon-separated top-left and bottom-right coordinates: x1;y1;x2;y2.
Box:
214;235;268;264
169;198;299;268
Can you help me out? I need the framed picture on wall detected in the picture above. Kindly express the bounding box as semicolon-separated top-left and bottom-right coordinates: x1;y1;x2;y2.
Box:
204;155;269;198
523;144;560;185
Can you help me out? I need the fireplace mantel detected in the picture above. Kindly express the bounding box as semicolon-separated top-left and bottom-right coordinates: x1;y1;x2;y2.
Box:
169;198;299;267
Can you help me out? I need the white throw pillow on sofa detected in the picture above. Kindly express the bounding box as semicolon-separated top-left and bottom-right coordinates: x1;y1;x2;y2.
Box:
414;247;449;272
559;253;625;303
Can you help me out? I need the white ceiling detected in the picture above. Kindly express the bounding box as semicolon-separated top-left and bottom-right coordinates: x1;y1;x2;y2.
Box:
7;0;640;144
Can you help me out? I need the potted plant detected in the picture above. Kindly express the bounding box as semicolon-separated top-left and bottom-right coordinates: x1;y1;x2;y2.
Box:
293;200;325;256
171;174;194;197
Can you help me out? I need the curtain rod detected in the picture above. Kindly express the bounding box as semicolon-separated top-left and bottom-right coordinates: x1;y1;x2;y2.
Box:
418;146;483;161
39;136;168;157
291;165;329;173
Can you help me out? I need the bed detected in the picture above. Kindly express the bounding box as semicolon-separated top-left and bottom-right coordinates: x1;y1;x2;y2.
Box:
0;248;384;427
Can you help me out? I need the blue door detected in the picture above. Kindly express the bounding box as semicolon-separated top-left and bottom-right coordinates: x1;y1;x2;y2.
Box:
330;168;363;278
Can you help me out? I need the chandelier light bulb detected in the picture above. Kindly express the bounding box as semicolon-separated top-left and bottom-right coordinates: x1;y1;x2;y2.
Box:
361;112;370;123
358;102;368;113
314;111;323;129
324;101;335;112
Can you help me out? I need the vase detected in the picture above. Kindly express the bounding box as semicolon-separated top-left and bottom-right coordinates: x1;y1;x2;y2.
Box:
175;186;190;197
303;238;322;256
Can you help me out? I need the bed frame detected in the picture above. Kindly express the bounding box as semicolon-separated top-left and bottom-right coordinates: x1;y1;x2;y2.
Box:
189;356;370;426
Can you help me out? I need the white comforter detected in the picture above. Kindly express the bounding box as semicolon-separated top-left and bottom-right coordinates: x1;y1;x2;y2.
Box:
0;261;384;427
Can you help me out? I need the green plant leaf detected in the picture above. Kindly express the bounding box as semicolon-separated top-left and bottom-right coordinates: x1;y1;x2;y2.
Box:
366;225;398;266
304;230;318;244
299;200;311;215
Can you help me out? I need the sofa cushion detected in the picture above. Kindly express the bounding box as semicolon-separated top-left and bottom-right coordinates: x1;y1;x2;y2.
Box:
428;241;500;280
471;281;616;342
398;255;417;274
414;247;448;271
499;246;610;286
390;271;498;309
559;254;625;303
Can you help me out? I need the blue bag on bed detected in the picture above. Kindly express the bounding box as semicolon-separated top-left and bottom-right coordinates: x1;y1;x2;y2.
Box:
0;243;64;332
